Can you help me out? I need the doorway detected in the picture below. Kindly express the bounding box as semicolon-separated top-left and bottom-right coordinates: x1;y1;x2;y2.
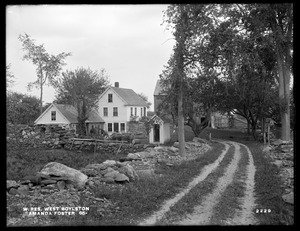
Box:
154;124;160;142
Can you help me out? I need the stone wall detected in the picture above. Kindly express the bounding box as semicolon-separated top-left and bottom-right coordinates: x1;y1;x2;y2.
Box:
7;124;77;149
7;124;148;154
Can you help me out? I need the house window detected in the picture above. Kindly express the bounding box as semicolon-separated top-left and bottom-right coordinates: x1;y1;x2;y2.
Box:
113;107;118;116
121;123;125;132
108;94;113;103
108;123;112;132
144;107;146;117
130;107;133;116
140;108;143;117
114;123;119;132
51;111;56;121
135;107;137;116
103;107;108;117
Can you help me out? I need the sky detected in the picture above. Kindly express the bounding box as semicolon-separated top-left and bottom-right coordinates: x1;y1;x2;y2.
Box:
6;4;176;111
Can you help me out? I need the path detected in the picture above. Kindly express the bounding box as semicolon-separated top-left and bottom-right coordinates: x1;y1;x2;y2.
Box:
138;140;258;226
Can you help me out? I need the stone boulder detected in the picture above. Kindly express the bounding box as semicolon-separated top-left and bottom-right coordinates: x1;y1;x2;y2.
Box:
80;168;99;177
168;146;179;153
100;167;115;176
118;165;139;181
282;192;294;204
127;153;141;160
103;170;119;179
102;160;117;167
39;162;88;189
7;180;19;190
85;163;107;172
22;175;42;185
115;173;129;183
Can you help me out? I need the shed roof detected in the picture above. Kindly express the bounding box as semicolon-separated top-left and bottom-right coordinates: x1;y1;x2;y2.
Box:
54;104;104;123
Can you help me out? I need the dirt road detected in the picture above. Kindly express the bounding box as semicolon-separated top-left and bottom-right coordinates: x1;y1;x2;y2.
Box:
139;140;258;226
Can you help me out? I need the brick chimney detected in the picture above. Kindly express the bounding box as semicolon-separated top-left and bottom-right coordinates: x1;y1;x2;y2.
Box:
114;82;119;88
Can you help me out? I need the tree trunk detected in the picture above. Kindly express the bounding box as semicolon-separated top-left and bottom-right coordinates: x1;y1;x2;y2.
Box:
178;83;186;157
40;78;43;115
262;117;266;144
77;101;87;137
247;120;251;135
277;50;291;141
210;113;215;129
251;121;257;140
270;7;292;142
176;6;187;158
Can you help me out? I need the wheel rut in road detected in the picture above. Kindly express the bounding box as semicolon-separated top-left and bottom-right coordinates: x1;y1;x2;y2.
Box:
138;140;257;226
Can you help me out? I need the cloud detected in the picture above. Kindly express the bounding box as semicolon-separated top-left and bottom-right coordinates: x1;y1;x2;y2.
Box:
6;4;175;110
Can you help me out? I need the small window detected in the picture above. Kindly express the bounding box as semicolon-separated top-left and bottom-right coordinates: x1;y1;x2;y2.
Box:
103;107;108;117
108;94;113;103
144;107;146;117
130;107;133;116
108;123;112;132
140;108;143;117
121;123;125;132
113;107;118;117
135;107;137;116
51;111;56;121
114;123;119;132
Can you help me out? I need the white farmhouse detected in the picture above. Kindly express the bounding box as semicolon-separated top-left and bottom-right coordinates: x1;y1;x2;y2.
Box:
97;82;148;134
34;82;148;135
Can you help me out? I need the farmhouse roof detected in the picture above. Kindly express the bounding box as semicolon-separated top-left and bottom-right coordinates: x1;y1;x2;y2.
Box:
111;87;148;107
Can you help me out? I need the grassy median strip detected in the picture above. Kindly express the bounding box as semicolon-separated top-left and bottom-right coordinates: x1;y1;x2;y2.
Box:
210;145;249;225
156;144;235;225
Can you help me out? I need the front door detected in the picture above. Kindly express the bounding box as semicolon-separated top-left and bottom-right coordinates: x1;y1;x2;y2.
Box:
154;124;160;142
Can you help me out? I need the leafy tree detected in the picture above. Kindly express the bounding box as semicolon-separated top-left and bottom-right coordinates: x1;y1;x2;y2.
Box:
54;67;110;136
162;4;211;157
6;64;15;90
161;4;285;141
235;4;293;140
18;33;71;114
7;92;40;125
161;4;225;139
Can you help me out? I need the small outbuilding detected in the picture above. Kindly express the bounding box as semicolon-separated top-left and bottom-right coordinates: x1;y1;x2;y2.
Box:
148;114;171;144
